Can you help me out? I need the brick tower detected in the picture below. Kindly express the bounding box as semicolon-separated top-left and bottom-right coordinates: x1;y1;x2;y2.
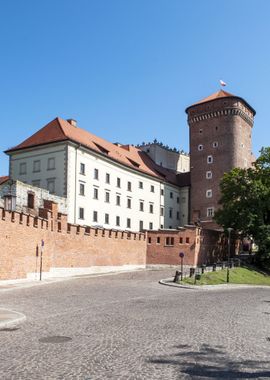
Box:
185;90;256;228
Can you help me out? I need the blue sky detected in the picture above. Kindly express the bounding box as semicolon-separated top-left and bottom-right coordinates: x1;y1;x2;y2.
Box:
1;0;269;174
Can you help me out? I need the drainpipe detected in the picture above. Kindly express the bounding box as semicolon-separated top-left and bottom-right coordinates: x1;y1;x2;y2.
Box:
74;144;81;224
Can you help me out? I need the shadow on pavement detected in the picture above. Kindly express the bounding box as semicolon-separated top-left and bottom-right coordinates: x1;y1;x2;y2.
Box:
148;343;270;379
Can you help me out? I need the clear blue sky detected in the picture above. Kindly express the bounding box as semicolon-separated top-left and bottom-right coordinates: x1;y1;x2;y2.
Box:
1;0;269;174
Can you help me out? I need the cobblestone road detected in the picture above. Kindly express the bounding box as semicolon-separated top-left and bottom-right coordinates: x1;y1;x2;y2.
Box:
0;269;270;379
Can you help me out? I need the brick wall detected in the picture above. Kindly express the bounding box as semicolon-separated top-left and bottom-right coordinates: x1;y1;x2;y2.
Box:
0;206;146;280
146;228;228;267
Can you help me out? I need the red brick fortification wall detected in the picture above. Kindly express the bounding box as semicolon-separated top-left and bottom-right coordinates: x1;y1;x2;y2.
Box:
0;207;146;280
146;227;227;267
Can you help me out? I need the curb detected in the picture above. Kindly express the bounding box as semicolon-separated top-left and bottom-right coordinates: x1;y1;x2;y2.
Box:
0;308;26;330
159;278;270;291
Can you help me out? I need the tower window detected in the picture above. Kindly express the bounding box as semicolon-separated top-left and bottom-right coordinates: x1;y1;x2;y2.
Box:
207;207;214;217
198;144;203;151
206;189;212;198
207;155;213;164
199;129;203;134
206;171;212;179
213;141;218;148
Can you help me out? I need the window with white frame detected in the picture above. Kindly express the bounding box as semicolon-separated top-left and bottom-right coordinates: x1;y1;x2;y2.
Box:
79;207;84;220
93;187;99;199
207;155;213;164
150;185;154;192
213;141;218;148
127;181;132;191
139;201;144;211
93;211;98;222
105;173;110;184
127;197;131;209
149;222;153;230
79;183;85;196
94;168;99;180
105;213;109;224
139;220;143;231
116;216;120;226
139;181;143;189
126;218;131;228
105;191;110;203
206;189;212;198
206;171;212;179
149;203;154;214
207;207;214;217
116;194;121;206
80;163;85;175
198;144;203;151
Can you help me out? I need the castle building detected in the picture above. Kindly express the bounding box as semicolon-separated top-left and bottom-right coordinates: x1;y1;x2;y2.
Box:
4;118;189;231
3;89;256;232
186;89;255;227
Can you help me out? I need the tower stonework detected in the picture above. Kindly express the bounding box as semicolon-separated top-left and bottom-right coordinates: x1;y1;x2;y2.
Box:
186;90;256;228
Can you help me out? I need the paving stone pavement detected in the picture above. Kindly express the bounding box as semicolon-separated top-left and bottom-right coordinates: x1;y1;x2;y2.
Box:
0;269;270;379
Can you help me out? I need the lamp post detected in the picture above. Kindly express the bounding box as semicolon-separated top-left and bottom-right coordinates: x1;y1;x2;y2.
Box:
227;228;233;283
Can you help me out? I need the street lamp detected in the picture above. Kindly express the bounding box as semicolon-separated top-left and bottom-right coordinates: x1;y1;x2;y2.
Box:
227;227;233;283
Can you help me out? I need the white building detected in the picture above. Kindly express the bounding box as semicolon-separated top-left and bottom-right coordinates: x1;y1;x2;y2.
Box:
138;141;190;173
5;117;190;231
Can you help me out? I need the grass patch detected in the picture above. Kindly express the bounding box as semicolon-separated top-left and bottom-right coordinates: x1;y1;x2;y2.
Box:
181;266;270;286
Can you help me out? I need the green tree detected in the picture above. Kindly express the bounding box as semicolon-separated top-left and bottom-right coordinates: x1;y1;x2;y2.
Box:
215;147;270;262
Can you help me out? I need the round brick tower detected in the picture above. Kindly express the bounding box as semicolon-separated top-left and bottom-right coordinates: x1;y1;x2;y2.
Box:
185;90;256;228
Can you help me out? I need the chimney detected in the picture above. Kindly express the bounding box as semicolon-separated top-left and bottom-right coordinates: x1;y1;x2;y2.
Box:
67;119;77;127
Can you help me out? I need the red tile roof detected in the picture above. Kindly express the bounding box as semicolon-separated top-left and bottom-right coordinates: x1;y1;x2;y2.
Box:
185;90;256;115
0;176;9;185
5;118;187;187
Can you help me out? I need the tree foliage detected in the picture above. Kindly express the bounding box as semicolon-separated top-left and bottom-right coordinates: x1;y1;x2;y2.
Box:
215;147;270;260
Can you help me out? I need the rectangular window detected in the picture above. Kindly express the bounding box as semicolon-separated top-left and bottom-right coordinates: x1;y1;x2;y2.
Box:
47;179;55;193
139;220;143;231
127;198;131;209
149;222;153;230
127;218;131;228
116;177;121;188
93;211;98;222
79;183;85;196
79;207;84;220
176;196;180;204
157;237;160;244
207;207;214;217
105;191;110;203
139;181;143;189
186;237;190;244
165;237;174;246
169;208;173;218
161;189;164;196
116;194;121;206
93;187;99;199
47;157;55;170
106;173;110;184
149;203;154;214
148;237;152;244
206;171;212;179
94;168;99;180
170;192;173;199
105;213;109;224
150;185;154;193
206;189;212;198
27;193;34;209
32;180;41;187
160;207;164;216
139;201;144;211
176;211;180;220
207;155;213;164
80;163;85;175
19;162;27;175
33;160;41;173
127;181;132;191
116;216;120;226
179;237;183;244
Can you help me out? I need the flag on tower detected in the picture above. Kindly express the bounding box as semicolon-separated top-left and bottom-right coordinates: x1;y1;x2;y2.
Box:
220;79;227;87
